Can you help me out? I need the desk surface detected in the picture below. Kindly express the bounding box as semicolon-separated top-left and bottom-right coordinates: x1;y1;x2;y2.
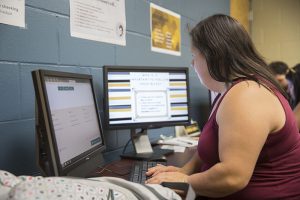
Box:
91;146;197;179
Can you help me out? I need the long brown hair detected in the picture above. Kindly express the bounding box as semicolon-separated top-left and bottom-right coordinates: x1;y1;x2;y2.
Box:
190;14;287;98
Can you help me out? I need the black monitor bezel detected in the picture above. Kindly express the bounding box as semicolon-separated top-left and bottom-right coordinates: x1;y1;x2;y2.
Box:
34;69;106;176
103;65;191;130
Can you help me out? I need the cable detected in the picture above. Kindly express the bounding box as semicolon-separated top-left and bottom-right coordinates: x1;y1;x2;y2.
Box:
122;128;146;154
122;138;132;154
95;162;130;176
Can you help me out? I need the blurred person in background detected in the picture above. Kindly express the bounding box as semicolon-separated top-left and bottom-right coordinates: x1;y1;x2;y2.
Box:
269;62;299;108
290;63;300;130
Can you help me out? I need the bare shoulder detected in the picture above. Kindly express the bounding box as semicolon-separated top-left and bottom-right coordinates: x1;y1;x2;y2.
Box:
217;80;285;133
222;80;277;107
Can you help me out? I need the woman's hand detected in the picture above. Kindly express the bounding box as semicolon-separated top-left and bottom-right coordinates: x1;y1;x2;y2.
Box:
145;171;189;184
146;164;184;177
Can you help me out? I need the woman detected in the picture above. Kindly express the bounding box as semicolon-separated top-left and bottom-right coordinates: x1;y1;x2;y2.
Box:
145;14;300;199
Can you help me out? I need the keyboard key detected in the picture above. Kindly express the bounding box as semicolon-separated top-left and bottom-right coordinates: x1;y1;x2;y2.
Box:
129;160;167;184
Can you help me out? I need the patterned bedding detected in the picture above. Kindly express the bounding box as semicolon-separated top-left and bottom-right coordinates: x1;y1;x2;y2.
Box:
0;170;181;200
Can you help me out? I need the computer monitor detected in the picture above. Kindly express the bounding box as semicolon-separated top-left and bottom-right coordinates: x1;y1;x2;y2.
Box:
103;66;191;160
32;70;106;177
209;90;219;108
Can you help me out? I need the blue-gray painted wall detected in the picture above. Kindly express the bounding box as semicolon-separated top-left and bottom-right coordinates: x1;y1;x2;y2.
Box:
0;0;229;175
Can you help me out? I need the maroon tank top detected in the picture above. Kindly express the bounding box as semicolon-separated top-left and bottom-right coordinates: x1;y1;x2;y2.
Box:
197;79;300;199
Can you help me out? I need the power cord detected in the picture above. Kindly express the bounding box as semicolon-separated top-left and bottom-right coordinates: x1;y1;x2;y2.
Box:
122;128;146;154
95;161;131;176
122;138;132;155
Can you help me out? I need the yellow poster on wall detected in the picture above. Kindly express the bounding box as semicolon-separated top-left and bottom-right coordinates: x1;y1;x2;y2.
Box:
150;3;181;56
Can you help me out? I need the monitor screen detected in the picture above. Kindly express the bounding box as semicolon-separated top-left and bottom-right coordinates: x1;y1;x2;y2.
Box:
103;66;191;129
32;70;105;177
209;90;219;108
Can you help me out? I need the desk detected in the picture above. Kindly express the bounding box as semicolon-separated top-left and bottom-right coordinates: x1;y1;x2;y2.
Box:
91;146;197;179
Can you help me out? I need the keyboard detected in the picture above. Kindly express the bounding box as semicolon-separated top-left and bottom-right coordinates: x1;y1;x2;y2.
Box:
129;160;167;184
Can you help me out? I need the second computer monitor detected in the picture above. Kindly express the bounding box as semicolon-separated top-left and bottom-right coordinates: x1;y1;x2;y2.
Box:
32;70;106;177
103;66;190;129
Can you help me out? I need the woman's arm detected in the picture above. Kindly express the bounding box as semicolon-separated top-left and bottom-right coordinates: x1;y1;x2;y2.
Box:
181;151;203;175
146;151;202;177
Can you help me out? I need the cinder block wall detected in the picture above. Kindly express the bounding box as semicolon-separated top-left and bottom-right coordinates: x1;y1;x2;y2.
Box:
251;0;300;67
0;0;229;175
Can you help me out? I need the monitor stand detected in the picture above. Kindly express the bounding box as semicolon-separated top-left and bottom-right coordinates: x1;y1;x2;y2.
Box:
120;128;174;160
